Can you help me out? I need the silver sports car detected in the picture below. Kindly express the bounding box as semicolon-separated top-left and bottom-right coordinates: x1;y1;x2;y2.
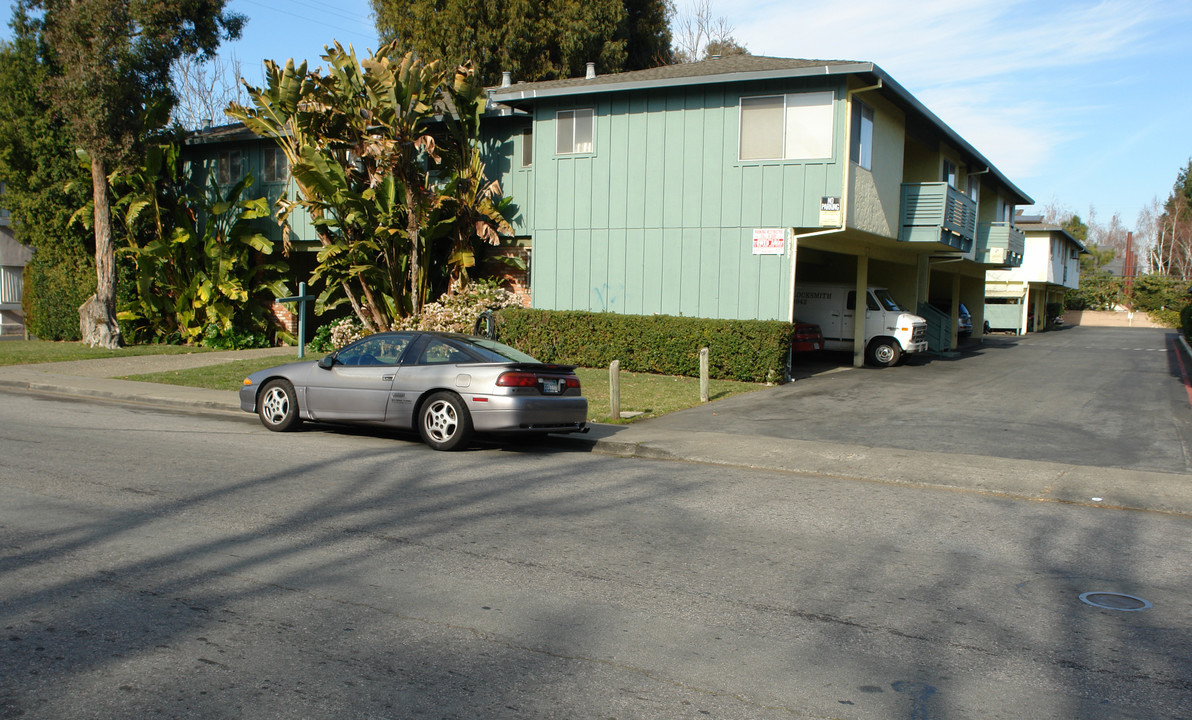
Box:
240;331;588;450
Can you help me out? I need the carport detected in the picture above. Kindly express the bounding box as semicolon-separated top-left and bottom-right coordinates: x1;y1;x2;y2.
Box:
792;234;987;365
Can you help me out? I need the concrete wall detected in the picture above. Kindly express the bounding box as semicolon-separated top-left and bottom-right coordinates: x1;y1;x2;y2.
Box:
1063;310;1168;328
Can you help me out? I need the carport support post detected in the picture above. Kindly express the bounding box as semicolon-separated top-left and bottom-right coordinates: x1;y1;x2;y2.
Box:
699;347;710;403
951;272;962;349
854;254;869;368
915;255;930;310
609;360;621;420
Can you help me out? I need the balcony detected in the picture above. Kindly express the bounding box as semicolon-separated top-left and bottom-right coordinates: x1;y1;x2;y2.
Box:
898;183;976;252
976;222;1025;267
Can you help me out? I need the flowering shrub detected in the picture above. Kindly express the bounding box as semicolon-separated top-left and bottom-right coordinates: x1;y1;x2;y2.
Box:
313;281;522;350
394;280;521;333
330;316;371;348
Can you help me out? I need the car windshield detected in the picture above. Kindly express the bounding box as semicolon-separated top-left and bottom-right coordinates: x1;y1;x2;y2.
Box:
872;289;903;312
465;337;541;363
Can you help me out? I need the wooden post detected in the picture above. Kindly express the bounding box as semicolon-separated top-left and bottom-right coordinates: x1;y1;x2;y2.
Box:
699;347;709;403
609;359;621;419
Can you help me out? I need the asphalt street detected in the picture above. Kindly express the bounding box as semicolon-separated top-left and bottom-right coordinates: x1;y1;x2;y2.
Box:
2;392;1192;719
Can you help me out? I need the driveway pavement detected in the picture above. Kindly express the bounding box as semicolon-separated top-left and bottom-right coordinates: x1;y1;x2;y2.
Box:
658;326;1192;474
2;327;1192;516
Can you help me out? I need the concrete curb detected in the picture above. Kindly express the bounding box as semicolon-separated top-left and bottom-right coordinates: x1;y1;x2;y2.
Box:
580;430;1192;517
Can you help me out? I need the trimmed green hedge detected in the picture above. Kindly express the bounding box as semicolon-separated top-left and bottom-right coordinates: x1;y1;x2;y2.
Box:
495;308;793;383
22;248;94;341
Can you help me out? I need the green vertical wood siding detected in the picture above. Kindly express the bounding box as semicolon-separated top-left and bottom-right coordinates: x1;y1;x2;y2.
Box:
483;79;846;321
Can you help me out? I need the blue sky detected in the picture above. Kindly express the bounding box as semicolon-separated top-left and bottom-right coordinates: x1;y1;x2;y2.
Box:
4;0;1190;232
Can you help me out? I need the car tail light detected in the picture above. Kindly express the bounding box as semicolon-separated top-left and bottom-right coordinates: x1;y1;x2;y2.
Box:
496;372;581;392
496;371;538;388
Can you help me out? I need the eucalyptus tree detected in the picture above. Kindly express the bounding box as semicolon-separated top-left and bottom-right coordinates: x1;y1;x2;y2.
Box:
29;0;244;348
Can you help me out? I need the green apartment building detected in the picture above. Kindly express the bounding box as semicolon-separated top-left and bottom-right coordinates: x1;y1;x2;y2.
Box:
187;54;1033;364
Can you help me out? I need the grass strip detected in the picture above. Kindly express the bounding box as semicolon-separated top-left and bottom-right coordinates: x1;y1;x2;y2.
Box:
0;339;225;366
122;356;765;423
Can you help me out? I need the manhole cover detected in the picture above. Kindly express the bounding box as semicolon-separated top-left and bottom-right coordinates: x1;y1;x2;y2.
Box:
1078;592;1152;611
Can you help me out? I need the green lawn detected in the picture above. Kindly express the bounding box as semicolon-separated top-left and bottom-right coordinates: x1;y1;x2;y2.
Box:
122;356;767;423
0;339;221;366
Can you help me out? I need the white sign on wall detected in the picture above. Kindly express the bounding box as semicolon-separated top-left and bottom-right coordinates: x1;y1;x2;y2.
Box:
752;228;786;255
820;196;841;227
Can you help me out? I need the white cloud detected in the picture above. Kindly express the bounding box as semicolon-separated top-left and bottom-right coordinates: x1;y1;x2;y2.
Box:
725;0;1165;84
709;0;1189;216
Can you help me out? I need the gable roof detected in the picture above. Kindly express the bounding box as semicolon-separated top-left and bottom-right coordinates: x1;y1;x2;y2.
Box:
494;55;867;97
1013;214;1088;252
490;55;1033;206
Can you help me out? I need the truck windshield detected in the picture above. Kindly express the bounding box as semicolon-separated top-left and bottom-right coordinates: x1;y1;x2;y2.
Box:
872;289;903;312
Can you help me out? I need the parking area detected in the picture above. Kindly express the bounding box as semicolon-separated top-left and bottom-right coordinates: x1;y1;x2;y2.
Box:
652;326;1192;474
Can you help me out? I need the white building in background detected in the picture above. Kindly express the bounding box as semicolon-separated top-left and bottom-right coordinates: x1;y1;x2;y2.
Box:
1;181;33;336
984;213;1085;334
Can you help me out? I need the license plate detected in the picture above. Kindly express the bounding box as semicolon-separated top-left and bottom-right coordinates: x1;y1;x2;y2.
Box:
541;378;561;394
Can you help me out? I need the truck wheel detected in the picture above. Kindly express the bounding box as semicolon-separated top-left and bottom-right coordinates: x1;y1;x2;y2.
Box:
866;338;901;367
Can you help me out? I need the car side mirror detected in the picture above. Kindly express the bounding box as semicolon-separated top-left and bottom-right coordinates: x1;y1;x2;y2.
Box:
318;355;336;370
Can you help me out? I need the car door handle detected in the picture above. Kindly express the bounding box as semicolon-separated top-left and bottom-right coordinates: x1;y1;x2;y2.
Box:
382;374;394;381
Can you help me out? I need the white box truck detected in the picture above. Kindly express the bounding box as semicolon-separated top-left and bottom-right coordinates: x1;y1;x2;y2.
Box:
794;282;928;366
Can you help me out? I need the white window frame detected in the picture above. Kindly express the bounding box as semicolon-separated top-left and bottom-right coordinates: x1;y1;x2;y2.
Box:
555;109;594;155
849;100;874;170
1;265;21;304
739;91;835;162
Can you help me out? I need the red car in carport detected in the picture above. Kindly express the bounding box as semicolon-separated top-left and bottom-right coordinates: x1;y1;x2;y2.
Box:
792;322;824;352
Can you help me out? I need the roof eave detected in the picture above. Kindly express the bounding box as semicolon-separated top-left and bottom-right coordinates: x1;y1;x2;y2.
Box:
489;61;877;104
492;60;1033;207
865;66;1034;207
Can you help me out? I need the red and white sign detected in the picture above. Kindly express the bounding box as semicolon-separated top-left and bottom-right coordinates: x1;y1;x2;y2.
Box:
752;228;786;255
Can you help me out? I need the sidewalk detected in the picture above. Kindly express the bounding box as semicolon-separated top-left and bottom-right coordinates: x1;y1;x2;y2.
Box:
3;348;1191;518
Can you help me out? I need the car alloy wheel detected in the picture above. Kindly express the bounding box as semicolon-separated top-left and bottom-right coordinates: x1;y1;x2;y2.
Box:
259;380;301;431
418;392;473;451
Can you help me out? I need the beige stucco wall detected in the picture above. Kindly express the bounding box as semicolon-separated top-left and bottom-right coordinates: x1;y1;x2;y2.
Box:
848;91;905;239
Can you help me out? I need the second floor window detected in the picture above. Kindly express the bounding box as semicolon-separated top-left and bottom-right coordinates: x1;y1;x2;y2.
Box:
262;148;288;183
217;151;242;185
849;100;873;170
556;109;594;155
521;127;533;167
943;159;958;189
740;91;834;162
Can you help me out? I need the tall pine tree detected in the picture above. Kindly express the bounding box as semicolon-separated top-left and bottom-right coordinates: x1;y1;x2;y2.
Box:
0;1;93;340
370;0;672;86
